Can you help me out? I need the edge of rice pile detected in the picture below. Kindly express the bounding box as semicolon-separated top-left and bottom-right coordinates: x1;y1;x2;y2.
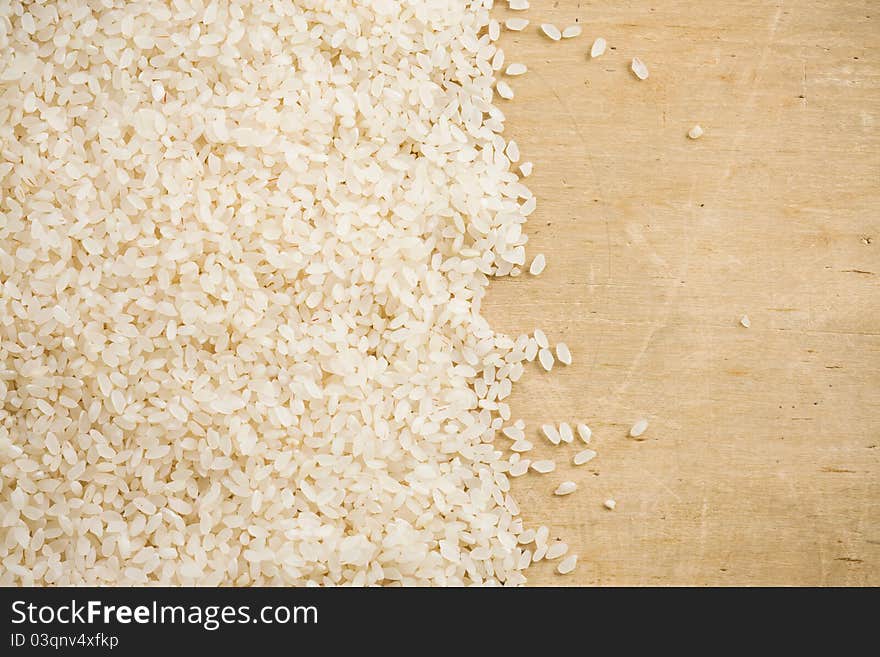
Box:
0;0;567;586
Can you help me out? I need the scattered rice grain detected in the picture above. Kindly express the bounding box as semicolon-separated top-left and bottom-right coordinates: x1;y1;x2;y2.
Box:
630;419;649;438
540;24;562;41
511;439;534;453
559;422;574;443
547;541;569;559
496;80;515;100
576;423;592;443
557;554;578;574
529;254;546;275
573;449;598;465
542;424;562;446
531;460;556;474
534;329;549;349
538;348;555;371
556;342;572;365
631;57;650;80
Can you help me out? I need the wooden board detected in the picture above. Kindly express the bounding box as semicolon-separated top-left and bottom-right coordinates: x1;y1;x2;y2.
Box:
485;0;879;585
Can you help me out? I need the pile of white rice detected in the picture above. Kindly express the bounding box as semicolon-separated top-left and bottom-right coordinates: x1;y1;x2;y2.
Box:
0;0;551;585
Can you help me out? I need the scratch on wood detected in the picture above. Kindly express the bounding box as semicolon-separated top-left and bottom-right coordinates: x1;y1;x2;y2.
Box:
801;62;807;107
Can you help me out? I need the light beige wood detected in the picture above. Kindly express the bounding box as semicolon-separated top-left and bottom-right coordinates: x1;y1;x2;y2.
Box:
487;0;879;585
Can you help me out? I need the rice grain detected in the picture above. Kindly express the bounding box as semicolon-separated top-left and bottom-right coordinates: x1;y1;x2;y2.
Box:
538;348;555;371
631;57;650;80
577;423;592;443
540;24;562;41
630;419;649;438
556;342;572;365
529;254;547;275
574;449;598;465
531;460;557;474
557;554;578;574
559;422;574;443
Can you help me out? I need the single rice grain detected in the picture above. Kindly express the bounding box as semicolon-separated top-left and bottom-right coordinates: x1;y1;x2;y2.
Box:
529;254;546;275
574;449;597;465
577;423;592;443
557;554;578;574
630;419;649;438
556;342;572;365
540;24;562;41
631;57;650;80
531;460;556;474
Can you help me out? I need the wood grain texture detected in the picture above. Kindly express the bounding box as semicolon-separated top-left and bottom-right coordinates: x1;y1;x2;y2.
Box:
486;0;879;585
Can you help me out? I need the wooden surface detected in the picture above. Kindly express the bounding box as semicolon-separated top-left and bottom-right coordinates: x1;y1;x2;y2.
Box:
486;0;879;585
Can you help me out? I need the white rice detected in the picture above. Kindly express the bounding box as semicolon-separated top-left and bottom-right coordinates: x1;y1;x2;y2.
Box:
630;419;650;438
557;554;578;574
525;339;540;362
533;544;548;562
631;57;650;80
511;439;534;453
503;425;526;440
542;424;562;446
559;422;574;443
497;80;515;100
519;528;537;544
531;460;557;474
577;423;592;443
556;342;572;365
506;140;521;162
506;63;529;76
489;18;501;41
554;482;577;496
529;253;547;275
0;0;547;587
562;25;582;39
538;348;555;371
590;37;607;58
688;124;705;139
510;460;532;477
505;17;530;31
546;541;569;559
540;24;562;41
574;449;598;465
534;329;549;349
536;526;550;548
